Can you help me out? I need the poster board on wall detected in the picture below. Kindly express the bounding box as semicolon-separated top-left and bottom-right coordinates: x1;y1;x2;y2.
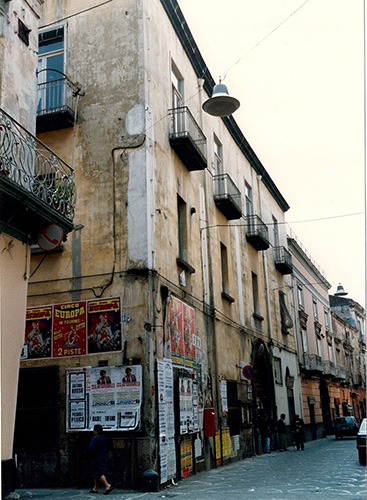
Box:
66;365;142;431
23;298;122;360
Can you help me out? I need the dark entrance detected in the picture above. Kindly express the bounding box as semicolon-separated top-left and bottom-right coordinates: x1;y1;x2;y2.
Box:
251;340;276;454
319;377;333;435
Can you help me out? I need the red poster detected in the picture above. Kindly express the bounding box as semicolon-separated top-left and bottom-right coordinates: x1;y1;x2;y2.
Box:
169;297;184;354
53;301;87;357
24;306;52;359
87;298;122;353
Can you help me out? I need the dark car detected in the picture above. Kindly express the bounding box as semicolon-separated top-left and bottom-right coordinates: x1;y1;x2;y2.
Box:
356;418;366;465
333;416;359;439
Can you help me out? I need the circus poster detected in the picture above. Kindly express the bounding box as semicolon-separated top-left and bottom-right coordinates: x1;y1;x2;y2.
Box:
169;297;195;366
87;298;122;353
53;301;87;357
24;306;52;359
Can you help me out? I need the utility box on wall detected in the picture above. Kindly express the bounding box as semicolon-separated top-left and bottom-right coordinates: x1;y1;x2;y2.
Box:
204;408;216;437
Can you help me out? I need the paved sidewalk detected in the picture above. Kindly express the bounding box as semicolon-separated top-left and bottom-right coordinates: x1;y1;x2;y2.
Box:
13;437;366;500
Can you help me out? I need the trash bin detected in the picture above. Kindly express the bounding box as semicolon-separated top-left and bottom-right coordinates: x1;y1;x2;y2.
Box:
141;469;159;492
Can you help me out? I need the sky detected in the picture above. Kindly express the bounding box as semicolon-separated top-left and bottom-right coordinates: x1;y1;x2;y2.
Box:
178;0;365;307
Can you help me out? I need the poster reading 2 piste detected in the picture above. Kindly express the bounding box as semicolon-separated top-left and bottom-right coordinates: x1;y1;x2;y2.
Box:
53;301;87;358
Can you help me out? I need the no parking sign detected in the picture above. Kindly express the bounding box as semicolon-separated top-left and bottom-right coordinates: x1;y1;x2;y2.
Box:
240;362;253;381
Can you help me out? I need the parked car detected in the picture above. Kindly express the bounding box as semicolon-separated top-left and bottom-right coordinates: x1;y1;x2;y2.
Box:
356;418;366;465
333;416;359;439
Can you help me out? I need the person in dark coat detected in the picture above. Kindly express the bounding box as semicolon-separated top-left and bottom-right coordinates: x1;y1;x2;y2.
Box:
89;424;114;494
291;413;305;450
277;413;288;451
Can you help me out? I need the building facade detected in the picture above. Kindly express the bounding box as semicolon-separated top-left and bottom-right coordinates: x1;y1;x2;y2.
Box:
14;0;300;489
0;0;76;496
329;295;366;421
288;231;366;443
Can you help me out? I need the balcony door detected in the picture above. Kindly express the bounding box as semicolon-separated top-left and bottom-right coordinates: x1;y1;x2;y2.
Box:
38;27;65;114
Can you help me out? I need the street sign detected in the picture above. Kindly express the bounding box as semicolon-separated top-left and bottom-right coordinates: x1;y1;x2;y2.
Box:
241;364;254;381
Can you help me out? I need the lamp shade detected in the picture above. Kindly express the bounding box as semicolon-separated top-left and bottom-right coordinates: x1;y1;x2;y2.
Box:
202;82;240;117
334;283;348;296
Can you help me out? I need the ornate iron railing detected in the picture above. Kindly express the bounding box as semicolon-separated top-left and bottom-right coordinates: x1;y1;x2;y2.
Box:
0;107;76;220
168;106;207;159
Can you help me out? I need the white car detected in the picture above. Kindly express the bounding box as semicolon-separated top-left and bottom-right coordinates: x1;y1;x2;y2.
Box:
356;418;366;465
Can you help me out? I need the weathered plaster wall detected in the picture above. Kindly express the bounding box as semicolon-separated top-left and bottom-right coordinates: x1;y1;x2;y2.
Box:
1;237;29;460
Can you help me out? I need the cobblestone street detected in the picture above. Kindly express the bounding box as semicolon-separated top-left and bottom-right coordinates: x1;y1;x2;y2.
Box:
16;437;366;500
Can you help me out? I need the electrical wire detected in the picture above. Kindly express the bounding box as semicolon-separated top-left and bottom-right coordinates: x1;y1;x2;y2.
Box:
222;0;312;81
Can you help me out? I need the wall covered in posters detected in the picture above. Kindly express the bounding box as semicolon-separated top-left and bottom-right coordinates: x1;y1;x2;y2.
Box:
22;297;122;359
66;365;142;431
168;296;196;367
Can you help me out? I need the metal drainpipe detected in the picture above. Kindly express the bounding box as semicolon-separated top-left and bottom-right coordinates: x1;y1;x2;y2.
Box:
198;78;221;467
256;175;273;344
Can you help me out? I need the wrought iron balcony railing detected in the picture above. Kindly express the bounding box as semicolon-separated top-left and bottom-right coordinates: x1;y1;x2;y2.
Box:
168;106;207;171
245;214;270;251
274;246;293;275
0;107;76;221
37;78;75;132
303;353;324;372
213;173;242;219
37;78;75;116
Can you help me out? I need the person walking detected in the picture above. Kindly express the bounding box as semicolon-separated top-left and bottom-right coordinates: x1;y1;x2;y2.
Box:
291;413;305;450
277;413;288;451
89;424;114;495
268;415;277;451
259;414;271;454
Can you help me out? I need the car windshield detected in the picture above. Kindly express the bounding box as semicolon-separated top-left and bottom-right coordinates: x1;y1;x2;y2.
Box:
359;419;366;433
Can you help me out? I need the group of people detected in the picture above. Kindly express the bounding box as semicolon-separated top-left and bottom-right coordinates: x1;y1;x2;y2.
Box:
259;413;305;453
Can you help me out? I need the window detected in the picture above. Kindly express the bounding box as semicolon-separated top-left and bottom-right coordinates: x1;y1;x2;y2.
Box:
301;327;308;354
327;339;334;363
18;19;31;46
297;284;304;309
171;63;184;109
324;309;330;330
315;326;323;359
177;195;187;262
252;272;261;316
273;216;279;248
213;135;223;174
38;26;65;113
312;298;318;319
273;357;282;385
220;243;229;294
245;182;253;216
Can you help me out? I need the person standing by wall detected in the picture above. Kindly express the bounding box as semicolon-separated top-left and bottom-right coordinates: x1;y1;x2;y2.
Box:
277;413;288;451
291;413;305;450
89;424;114;495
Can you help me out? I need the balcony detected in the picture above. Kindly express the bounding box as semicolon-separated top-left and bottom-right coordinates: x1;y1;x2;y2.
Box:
245;214;269;251
334;365;346;380
213;173;242;220
323;360;336;377
303;353;324;373
0;108;76;243
168;106;207;171
274;246;293;275
37;78;75;133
